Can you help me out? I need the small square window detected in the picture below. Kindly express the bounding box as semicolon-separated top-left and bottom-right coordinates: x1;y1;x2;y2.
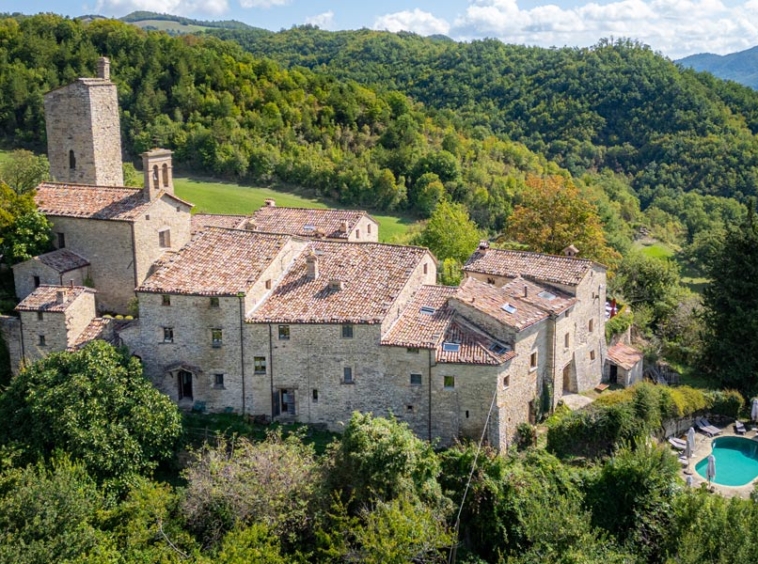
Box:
343;366;353;383
503;375;510;389
444;375;455;389
162;294;171;306
410;373;422;386
312;389;319;402
38;334;46;346
211;329;223;347
564;333;570;348
407;405;414;412
530;352;538;369
590;350;596;361
342;324;354;339
57;232;65;249
487;277;495;285
214;373;224;388
37;311;43;321
254;356;266;374
33;276;40;288
407;347;420;354
210;297;220;308
278;325;290;340
159;229;171;248
163;327;174;343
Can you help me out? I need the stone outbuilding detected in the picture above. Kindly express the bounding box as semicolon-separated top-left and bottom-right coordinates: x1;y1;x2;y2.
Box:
606;342;644;387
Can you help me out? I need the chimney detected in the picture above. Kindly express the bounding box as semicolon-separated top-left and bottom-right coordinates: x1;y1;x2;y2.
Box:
97;57;110;81
340;220;349;234
328;279;344;291
264;199;276;207
523;285;528;298
142;149;174;200
56;290;68;304
245;220;257;231
305;250;318;280
68;279;74;289
478;239;490;254
563;244;579;258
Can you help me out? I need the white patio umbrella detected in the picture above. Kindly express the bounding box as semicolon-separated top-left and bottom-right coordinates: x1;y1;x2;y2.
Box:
687;427;696;454
751;398;758;422
706;454;716;487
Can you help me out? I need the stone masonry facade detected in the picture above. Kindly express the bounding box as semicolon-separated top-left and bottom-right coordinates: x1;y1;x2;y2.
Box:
0;61;614;451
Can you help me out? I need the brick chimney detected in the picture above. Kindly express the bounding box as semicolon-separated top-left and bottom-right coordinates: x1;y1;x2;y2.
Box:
142;149;174;200
305;250;318;280
340;220;349;234
328;279;343;291
245;220;257;231
523;285;528;298
563;245;579;258
264;198;276;207
97;57;110;81
478;239;490;254
56;290;68;304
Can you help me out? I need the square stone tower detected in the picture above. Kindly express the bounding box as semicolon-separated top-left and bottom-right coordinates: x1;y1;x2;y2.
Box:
43;57;124;186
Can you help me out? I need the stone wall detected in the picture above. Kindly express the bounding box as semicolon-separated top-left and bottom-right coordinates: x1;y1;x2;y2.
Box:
13;259;88;302
44;80;123;187
381;252;438;334
570;265;607;392
47;217;135;313
348;216;380;242
0;316;22;375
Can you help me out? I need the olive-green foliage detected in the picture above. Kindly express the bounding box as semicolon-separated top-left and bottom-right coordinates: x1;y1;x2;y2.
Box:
415;200;481;264
707;389;744;418
327;412;448;513
199;523;287;564
0;340;182;489
516;422;537;450
0;457;116;564
0;149;49;194
0;331;10;389
0;181;52;266
658;386;709;419
605;307;633;341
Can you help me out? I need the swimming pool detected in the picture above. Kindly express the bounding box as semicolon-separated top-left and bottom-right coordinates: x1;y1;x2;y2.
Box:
695;436;758;487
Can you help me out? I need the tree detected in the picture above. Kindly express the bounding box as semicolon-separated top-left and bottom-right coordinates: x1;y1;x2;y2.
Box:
0;181;52;265
415;199;481;265
506;175;620;266
0;341;182;489
0;149;49;194
700;204;758;396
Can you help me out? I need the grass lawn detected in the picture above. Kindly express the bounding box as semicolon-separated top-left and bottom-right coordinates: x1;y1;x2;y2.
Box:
636;240;676;260
174;175;417;243
634;237;709;293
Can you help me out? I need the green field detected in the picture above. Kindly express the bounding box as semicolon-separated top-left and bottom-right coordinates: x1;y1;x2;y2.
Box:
634;238;709;293
174;176;416;243
636;240;675;260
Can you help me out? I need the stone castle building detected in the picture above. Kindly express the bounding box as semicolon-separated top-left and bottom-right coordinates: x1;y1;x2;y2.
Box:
0;60;620;450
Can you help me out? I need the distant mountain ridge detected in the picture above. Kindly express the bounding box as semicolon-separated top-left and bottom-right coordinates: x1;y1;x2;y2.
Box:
77;11;258;34
677;46;758;89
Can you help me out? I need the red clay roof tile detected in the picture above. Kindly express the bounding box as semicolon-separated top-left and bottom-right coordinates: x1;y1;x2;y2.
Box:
464;248;600;286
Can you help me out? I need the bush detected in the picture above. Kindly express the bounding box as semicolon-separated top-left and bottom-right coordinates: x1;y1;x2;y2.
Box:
706;389;744;418
605;307;633;341
516;423;537;450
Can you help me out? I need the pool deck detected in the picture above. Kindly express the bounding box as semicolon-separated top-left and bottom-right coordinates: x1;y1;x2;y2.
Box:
671;423;757;498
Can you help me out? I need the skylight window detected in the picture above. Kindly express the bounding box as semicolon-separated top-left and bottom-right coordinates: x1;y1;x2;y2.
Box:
303;224;315;231
420;306;436;315
538;290;557;300
442;342;460;352
501;303;517;314
490;343;508;355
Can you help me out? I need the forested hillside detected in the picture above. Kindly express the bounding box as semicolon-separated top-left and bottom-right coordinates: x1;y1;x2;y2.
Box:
211;27;758;206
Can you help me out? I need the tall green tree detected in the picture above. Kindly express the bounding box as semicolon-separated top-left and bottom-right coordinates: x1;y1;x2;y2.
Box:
700;203;758;396
0;181;52;265
415;199;481;265
0;149;49;194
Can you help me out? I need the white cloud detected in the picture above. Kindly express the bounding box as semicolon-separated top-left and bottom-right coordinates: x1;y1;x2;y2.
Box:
374;9;451;36
305;10;335;30
238;0;290;7
450;0;758;58
94;0;228;16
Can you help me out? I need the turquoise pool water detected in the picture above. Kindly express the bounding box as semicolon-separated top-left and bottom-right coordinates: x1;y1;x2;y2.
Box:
695;436;758;486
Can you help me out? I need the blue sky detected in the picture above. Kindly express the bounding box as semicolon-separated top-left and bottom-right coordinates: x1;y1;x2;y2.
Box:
4;0;758;59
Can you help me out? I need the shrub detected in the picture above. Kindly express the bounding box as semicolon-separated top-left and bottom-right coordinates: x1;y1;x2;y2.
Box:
605;307;633;341
707;389;744;418
516;423;537;450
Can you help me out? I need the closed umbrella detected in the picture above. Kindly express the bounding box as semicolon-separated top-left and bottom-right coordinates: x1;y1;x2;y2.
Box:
687;427;696;455
684;437;693;474
752;398;758;422
706;454;716;486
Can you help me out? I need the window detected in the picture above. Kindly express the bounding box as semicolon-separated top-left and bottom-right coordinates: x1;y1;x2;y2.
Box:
162;163;169;187
211;329;223;348
465;410;470;418
312;389;319;402
278;325;290;340
501;303;517;314
564;333;570;348
442;342;460;352
503;375;510;389
490;342;507;355
356;229;360;239
423;263;428;275
68;150;76;170
38;334;46;346
410;373;422;386
343;366;354;384
487;277;495;285
163;327;174;343
33;276;40;288
152;165;159;185
420;306;436;315
590;350;596;361
210;297;219;308
162;294;171;306
342;324;354;338
214;373;225;388
36;311;43;321
444;375;455;390
57;232;65;248
530;352;538;370
159;229;171;248
367;223;372;234
407;347;420;354
265;279;272;290
407;405;414;412
254;356;266;374
280;389;295;415
588;319;594;333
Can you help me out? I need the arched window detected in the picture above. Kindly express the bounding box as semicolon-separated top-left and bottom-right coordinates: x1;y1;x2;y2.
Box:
152;165;159;186
69;150;76;170
162;163;169;187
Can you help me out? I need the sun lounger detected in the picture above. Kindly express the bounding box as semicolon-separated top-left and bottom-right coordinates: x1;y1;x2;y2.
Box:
695;418;721;437
668;437;687;450
735;421;747;435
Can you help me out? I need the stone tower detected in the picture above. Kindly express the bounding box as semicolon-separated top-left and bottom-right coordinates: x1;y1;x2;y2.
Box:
142;148;174;200
44;56;124;186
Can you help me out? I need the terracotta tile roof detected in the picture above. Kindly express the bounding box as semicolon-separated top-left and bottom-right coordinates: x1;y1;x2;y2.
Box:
499;277;575;315
381;286;514;365
454;277;548;331
69;317;115;350
138;228;292;296
191;213;249;234
381;286;456;348
436;318;515;365
35;182;192;221
15;285;95;313
248;241;430;324
32;248;90;273
608;343;643;370
463;248;600;286
251;205;372;239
